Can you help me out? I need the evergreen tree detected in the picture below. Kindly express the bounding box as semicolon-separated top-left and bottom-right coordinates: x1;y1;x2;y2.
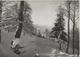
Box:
1;1;34;34
50;7;67;50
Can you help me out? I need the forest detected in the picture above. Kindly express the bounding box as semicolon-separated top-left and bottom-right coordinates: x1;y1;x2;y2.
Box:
0;0;79;57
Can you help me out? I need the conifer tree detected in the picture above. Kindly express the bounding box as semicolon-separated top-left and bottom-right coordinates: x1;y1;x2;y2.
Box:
50;6;67;50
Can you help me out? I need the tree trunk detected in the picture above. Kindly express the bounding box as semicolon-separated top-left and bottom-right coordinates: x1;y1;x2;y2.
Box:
58;31;62;50
59;41;62;50
0;1;2;43
66;1;71;53
73;1;75;54
78;40;79;56
15;1;24;38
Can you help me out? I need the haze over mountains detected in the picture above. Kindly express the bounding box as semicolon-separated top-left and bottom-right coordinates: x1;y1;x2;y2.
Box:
34;24;52;32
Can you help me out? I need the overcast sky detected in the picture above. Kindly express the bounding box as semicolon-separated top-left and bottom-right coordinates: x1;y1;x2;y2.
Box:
27;0;65;28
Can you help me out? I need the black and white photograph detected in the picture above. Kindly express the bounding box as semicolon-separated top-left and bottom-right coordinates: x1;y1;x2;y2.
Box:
0;0;79;57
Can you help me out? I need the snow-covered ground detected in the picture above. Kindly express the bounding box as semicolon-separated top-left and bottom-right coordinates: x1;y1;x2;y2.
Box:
50;49;79;57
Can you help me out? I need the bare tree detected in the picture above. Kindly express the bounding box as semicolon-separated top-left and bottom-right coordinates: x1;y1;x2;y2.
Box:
61;0;79;54
72;1;79;54
68;0;79;54
73;1;75;54
66;1;71;53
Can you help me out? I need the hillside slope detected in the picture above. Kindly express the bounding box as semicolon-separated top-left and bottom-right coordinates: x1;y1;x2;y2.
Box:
0;31;19;57
0;44;19;57
1;31;78;57
1;31;59;57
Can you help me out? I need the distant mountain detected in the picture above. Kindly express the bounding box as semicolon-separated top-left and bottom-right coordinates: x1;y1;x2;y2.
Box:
33;24;52;33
